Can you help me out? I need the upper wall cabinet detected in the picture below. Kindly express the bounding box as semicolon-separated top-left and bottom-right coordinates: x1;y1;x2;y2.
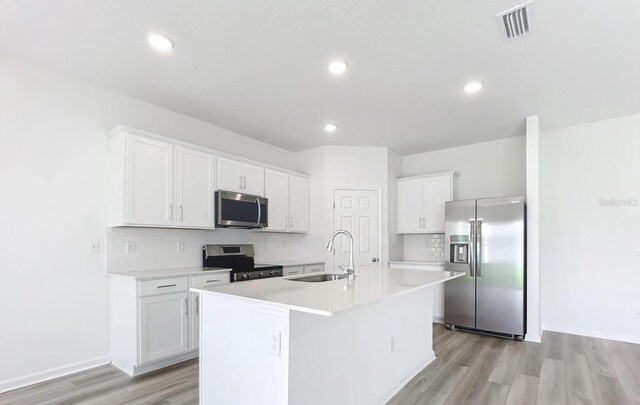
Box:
264;170;309;233
216;157;265;196
396;172;456;234
109;127;215;229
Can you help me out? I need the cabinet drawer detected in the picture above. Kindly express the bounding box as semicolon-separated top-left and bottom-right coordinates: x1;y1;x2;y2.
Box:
190;273;230;289
283;266;304;276
304;264;324;274
138;277;188;297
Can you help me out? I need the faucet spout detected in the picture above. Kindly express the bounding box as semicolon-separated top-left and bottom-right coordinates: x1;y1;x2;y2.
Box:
327;229;355;282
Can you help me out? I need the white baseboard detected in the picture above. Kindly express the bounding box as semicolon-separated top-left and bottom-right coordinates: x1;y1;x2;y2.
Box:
525;331;543;343
0;356;111;394
372;351;436;405
543;324;640;344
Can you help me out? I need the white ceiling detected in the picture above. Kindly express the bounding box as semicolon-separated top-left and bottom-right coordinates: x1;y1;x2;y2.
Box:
1;1;639;154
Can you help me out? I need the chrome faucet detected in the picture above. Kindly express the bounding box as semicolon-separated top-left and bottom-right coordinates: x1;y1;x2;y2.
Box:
327;229;355;282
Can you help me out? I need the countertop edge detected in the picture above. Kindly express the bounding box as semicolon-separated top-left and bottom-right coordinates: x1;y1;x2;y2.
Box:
107;267;232;280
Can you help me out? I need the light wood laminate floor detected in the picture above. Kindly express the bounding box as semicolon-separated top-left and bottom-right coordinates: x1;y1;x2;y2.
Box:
2;325;639;404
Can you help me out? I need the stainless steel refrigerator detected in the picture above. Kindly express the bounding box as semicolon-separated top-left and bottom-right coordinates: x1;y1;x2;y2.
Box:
444;196;526;340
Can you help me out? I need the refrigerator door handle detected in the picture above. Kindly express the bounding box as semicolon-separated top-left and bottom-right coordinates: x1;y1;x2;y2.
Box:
476;219;482;277
469;219;475;277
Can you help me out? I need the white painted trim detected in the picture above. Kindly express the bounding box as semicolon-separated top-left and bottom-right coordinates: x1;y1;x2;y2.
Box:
371;351;436;405
525;333;543;343
396;170;458;183
543;325;640;345
0;356;111;394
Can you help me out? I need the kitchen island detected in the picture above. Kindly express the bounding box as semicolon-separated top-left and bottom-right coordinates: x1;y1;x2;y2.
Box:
192;267;464;405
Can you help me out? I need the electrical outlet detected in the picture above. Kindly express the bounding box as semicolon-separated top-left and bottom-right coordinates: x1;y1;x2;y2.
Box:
125;242;135;255
389;336;395;354
177;241;184;253
635;308;640;319
269;330;281;356
90;241;100;254
635;243;640;253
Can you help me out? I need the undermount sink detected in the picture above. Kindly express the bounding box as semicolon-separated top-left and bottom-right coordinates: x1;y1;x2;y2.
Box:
287;273;348;282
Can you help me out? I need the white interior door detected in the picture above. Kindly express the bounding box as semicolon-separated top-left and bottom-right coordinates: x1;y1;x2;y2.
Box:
333;190;380;276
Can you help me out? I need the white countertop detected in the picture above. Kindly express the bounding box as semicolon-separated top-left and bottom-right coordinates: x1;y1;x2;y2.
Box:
388;260;445;266
192;266;464;316
257;259;325;267
107;267;232;280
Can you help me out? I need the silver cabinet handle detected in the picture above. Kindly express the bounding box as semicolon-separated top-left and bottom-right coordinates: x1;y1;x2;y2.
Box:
476;219;482;277
418;218;422;229
422;217;426;229
205;279;221;283
289;271;299;275
168;203;173;220
285;215;289;229
185;298;189;316
290;216;293;228
469;220;475;277
243;176;247;189
157;284;177;289
239;175;243;189
179;204;184;221
256;198;261;226
195;295;199;315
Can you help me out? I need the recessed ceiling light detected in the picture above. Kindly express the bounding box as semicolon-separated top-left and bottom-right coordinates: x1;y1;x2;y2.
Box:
147;33;175;52
324;123;338;133
463;81;483;94
328;60;348;75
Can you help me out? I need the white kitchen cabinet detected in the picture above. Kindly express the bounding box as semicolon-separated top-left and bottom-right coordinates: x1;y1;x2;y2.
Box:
304;264;324;274
216;157;265;196
289;175;310;233
265;170;289;231
176;147;215;229
109;271;230;376
283;266;304;276
139;292;189;363
109;127;216;229
396;172;456;234
112;133;175;227
263;171;310;233
388;262;445;322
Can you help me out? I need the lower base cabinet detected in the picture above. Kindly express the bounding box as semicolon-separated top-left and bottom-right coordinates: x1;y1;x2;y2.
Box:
282;263;324;276
109;271;229;376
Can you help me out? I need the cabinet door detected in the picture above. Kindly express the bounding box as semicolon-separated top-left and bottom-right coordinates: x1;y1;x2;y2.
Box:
288;175;309;232
397;178;423;233
125;135;174;226
242;163;265;196
264;170;289;231
283;266;304;276
304;264;324;274
139;292;189;363
176;147;215;229
423;176;452;233
216;157;243;193
190;292;200;350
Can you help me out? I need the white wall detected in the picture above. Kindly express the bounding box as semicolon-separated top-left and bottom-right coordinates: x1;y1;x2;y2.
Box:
0;55;319;391
402;136;526;200
540;114;640;343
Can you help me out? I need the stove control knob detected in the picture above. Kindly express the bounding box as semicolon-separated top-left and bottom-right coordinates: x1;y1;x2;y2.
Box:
259;272;264;277
242;273;249;279
270;271;275;276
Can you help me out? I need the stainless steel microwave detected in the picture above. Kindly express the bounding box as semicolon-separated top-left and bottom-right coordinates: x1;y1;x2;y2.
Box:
215;191;268;229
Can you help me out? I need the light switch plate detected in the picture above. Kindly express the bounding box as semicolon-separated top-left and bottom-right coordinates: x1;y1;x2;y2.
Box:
125;242;135;255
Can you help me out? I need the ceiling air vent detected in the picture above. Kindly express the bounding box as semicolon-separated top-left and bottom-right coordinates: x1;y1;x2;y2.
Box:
497;2;531;40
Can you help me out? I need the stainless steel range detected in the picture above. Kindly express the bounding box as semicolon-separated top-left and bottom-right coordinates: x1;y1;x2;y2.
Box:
202;244;283;282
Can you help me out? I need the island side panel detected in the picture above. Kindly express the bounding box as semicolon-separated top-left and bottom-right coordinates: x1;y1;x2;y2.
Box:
199;293;290;405
288;286;435;405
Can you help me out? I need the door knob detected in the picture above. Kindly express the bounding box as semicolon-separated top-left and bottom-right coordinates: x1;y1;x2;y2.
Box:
372;258;378;262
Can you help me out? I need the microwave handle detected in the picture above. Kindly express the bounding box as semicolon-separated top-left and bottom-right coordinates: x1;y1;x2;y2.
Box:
256;198;261;226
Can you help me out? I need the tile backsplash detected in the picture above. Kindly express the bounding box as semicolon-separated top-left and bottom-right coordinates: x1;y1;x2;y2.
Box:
401;234;445;262
106;227;326;273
